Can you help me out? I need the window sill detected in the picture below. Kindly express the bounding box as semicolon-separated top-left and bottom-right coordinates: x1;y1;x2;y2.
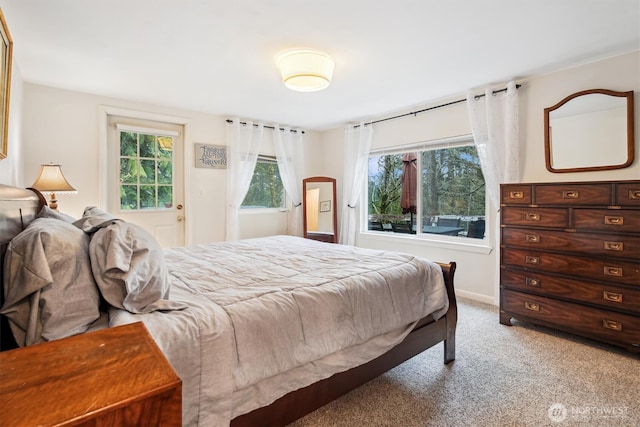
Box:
359;230;493;254
240;208;288;214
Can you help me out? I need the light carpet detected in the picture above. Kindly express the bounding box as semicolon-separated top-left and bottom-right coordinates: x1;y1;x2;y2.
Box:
288;297;640;427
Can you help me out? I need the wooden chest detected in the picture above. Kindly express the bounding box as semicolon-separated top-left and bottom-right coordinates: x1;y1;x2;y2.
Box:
0;322;182;426
500;180;640;352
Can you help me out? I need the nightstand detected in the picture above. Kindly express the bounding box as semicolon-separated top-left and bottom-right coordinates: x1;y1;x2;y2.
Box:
0;322;182;426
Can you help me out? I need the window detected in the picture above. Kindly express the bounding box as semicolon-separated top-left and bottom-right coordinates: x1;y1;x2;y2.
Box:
241;155;285;209
119;131;174;210
367;138;486;239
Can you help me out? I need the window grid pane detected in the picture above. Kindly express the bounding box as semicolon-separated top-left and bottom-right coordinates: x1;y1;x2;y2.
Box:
118;132;174;211
367;142;485;239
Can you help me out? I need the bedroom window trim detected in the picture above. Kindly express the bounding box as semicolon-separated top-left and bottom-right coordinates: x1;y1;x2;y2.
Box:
363;134;492;252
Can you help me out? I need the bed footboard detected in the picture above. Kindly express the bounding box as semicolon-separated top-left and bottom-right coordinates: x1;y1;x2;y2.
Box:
437;261;457;364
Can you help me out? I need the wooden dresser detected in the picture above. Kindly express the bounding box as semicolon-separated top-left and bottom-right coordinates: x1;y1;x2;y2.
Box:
0;322;182;426
500;180;640;352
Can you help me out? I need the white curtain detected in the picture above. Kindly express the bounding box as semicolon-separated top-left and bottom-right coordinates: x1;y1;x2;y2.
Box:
225;119;264;241
339;122;374;246
466;81;519;209
467;81;519;304
273;125;304;236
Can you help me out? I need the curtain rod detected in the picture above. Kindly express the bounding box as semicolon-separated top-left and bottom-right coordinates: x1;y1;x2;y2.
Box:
225;119;305;134
354;84;521;128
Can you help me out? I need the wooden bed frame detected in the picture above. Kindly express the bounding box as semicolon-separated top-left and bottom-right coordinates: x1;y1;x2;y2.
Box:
0;184;457;426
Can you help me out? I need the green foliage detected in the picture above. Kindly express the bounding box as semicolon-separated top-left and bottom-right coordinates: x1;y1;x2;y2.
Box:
421;146;485;218
368;154;402;218
242;159;285;208
118;132;174;211
368;145;485;224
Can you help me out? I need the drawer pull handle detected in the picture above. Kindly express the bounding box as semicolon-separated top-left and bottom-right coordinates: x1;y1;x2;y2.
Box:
603;291;623;303
525;234;540;243
602;319;622;332
604;216;624;225
525;256;540;265
524;302;540;312
603;241;623;251
629;190;640;200
604;266;623;277
526;213;540;221
525;277;540;287
562;190;579;199
509;191;524;199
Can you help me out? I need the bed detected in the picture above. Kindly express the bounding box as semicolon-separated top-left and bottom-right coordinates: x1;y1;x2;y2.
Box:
0;184;457;426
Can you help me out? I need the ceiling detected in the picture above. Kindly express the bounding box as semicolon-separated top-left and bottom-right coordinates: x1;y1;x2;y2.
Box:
2;0;639;131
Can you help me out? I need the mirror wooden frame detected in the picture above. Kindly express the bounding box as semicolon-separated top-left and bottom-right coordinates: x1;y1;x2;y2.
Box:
544;89;634;173
303;176;338;243
0;8;12;160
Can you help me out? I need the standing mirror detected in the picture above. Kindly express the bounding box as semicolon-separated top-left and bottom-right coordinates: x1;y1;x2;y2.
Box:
303;176;338;243
544;89;634;173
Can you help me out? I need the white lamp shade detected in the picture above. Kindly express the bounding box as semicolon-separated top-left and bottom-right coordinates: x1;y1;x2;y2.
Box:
31;164;77;193
276;48;335;92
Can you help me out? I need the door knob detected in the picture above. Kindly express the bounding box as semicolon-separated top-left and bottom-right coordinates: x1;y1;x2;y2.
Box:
177;215;184;222
177;204;184;210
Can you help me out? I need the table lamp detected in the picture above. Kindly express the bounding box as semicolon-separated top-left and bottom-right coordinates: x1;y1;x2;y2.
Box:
31;163;77;210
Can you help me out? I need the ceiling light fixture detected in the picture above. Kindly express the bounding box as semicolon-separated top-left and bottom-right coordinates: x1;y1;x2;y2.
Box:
276;48;335;92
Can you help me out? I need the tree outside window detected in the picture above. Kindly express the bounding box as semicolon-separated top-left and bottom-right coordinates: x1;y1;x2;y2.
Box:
242;156;285;209
367;141;486;238
119;131;174;210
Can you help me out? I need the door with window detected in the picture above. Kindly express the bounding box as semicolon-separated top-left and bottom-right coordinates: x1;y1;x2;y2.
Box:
107;116;185;247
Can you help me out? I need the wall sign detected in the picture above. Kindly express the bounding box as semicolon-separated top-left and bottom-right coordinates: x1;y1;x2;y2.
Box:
195;143;227;169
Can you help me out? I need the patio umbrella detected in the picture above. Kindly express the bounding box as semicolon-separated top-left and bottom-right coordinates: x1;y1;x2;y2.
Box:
400;152;418;226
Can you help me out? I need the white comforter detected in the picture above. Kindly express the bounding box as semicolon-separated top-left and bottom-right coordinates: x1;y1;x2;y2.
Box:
109;235;448;426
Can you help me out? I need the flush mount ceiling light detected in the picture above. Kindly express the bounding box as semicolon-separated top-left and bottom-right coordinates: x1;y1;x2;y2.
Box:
276;48;335;92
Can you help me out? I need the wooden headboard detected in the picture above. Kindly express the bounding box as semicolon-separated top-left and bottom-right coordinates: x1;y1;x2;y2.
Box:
0;184;46;351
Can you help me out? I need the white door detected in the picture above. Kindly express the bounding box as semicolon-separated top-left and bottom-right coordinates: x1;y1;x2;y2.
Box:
107;115;185;247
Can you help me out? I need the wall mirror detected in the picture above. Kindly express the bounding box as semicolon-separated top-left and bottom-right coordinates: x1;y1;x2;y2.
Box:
544;89;634;173
303;176;337;243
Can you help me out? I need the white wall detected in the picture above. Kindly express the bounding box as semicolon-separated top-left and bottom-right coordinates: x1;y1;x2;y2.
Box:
520;51;639;182
339;50;640;304
16;83;321;245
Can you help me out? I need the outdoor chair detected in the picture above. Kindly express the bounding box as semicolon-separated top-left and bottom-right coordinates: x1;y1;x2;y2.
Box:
368;221;384;231
436;217;461;227
468;219;486;238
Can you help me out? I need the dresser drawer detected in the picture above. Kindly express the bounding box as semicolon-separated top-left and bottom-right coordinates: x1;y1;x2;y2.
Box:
574;208;640;233
502;248;640;286
501;228;640;259
501;207;569;228
501;185;532;205
617;182;640;207
534;183;611;205
501;269;640;314
502;289;640;346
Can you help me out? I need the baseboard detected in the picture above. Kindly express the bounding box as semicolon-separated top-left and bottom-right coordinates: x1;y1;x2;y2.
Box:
455;289;496;306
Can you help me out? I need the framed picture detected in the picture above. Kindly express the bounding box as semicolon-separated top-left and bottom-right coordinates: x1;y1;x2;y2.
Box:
0;9;11;160
195;143;227;169
320;200;331;212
